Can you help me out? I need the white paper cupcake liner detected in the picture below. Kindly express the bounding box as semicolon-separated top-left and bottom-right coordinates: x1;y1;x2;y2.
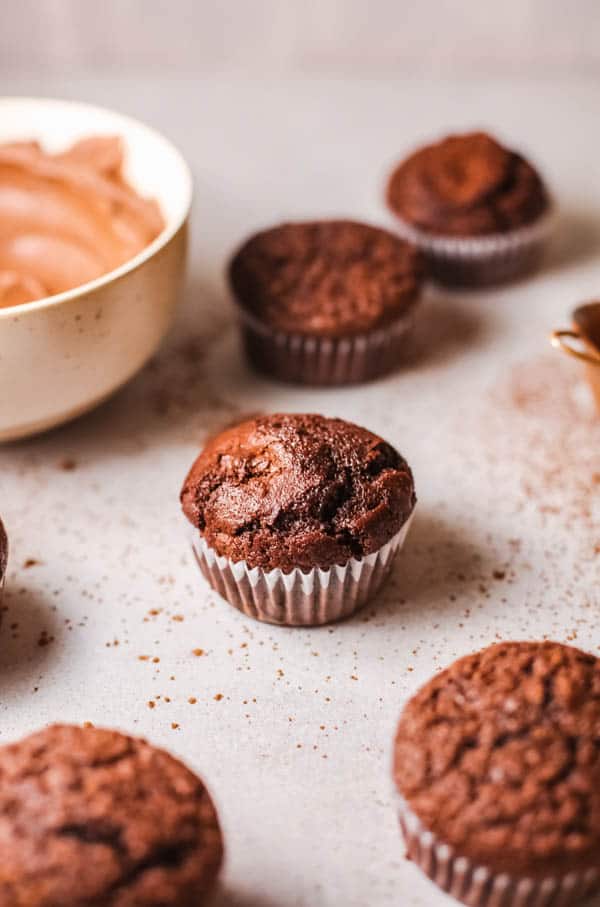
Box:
389;209;555;288
397;790;599;906
234;304;416;385
189;514;414;626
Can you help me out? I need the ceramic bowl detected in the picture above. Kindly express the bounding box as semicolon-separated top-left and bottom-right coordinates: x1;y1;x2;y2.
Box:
551;301;600;412
0;97;193;441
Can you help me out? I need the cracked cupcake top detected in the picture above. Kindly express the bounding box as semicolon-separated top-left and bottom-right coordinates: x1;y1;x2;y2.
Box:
386;132;549;237
394;641;600;878
181;413;416;572
0;724;222;907
228;220;423;336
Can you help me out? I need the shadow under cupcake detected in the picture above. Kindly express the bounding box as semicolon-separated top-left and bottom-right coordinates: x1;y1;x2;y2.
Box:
181;413;416;626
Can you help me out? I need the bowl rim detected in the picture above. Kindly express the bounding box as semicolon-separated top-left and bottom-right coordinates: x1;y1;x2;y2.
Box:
0;96;193;320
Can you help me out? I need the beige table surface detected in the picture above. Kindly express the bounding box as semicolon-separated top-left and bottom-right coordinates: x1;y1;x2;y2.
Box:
1;74;599;906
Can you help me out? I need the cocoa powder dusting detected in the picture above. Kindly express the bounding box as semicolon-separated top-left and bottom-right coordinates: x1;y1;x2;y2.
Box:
477;354;599;560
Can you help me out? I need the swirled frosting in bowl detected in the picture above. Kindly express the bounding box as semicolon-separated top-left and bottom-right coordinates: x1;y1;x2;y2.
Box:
0;136;165;308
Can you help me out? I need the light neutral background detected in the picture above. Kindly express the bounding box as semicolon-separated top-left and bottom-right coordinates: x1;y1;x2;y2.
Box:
3;0;600;77
2;5;600;907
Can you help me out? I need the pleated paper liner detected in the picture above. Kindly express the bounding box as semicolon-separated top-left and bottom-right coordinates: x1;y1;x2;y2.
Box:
397;790;599;907
189;514;414;627
234;304;416;385
389;209;556;288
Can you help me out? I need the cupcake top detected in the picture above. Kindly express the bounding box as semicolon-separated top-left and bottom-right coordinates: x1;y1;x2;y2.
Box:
394;641;600;879
228;220;423;337
0;724;223;906
387;132;549;237
181;413;416;572
0;517;7;583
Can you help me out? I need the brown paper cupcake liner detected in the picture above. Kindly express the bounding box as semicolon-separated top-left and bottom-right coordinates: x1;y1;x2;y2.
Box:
189;514;414;626
389;209;555;288
234;304;416;385
396;791;599;906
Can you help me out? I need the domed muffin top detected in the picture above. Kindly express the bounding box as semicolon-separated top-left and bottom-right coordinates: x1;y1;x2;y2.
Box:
387;132;549;237
229;220;423;336
394;641;600;878
0;724;222;907
181;413;416;572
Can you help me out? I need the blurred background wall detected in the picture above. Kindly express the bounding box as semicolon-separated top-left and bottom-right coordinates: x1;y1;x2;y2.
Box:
3;0;600;77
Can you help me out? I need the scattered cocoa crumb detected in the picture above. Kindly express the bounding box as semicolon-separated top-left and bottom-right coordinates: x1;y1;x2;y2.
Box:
37;630;54;647
188;697;197;704
171;722;179;730
214;693;223;701
192;648;205;657
23;559;39;569
147;700;155;709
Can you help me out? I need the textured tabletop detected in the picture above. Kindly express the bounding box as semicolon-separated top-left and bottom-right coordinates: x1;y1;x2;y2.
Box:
1;74;599;907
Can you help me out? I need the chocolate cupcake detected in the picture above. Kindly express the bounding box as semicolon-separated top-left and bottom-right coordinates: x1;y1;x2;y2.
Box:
0;724;223;907
0;516;7;597
228;220;423;385
181;413;416;625
394;641;600;906
386;132;553;286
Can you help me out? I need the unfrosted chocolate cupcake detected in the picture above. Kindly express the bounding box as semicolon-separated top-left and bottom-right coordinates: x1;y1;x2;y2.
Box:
394;641;600;906
182;413;416;625
0;724;223;907
229;220;424;384
386;132;553;286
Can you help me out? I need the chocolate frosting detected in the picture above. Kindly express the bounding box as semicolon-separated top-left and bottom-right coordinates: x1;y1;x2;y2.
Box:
0;137;164;307
229;220;423;336
394;641;600;878
0;724;222;906
387;132;549;237
181;413;416;572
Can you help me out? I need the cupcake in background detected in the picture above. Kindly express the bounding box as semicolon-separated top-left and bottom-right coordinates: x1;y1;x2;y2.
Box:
386;132;553;287
181;413;416;626
393;640;600;906
228;220;424;385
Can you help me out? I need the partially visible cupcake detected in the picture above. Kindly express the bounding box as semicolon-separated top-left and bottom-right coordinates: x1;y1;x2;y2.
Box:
386;132;553;286
181;413;416;625
394;641;600;906
0;723;223;906
0;516;7;598
228;220;424;385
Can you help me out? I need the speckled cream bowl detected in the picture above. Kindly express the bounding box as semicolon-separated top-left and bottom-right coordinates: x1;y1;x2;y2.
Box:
0;97;192;441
